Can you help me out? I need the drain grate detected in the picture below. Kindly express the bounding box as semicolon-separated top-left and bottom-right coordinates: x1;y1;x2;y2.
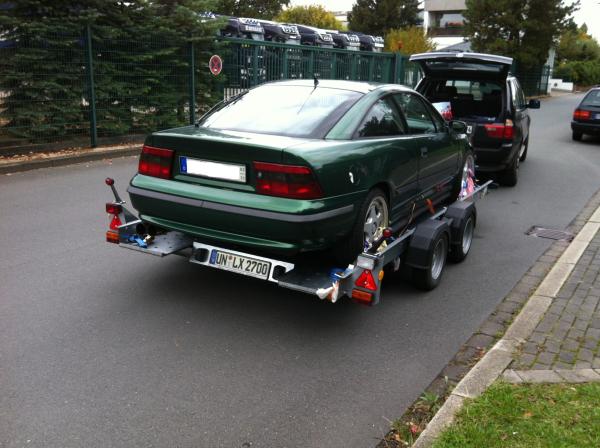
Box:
526;226;574;242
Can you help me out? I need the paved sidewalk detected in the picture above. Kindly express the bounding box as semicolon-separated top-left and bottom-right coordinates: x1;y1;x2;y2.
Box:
503;228;600;383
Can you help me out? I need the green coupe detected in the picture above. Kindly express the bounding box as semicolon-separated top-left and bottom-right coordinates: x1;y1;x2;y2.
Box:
128;80;472;262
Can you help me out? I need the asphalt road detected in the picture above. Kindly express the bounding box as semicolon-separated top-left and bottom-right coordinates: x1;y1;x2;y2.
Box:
2;93;600;448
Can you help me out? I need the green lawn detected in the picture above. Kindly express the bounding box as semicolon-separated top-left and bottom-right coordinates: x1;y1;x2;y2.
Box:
433;382;600;448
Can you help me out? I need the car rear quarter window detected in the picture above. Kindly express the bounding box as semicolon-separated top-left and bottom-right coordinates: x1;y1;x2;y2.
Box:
198;85;362;138
355;98;405;138
393;93;437;134
582;90;600;107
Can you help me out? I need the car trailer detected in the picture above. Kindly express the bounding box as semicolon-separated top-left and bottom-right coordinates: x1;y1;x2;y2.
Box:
104;177;491;306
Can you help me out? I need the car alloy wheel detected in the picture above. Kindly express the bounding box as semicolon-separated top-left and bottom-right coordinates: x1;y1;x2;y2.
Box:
363;196;389;249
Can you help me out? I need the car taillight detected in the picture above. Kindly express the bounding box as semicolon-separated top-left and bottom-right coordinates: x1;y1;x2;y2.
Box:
573;109;591;121
253;161;323;199
139;145;174;179
484;119;513;139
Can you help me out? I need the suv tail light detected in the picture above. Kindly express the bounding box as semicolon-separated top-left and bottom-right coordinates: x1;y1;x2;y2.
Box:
573;109;591;121
139;145;174;179
484;119;514;139
253;161;323;199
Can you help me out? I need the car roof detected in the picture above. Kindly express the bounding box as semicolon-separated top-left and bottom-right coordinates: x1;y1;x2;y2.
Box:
259;79;414;94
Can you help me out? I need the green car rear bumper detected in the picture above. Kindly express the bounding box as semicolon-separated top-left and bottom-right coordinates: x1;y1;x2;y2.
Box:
128;175;361;256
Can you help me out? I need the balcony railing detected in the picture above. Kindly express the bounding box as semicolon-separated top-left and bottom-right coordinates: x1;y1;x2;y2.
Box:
428;26;465;37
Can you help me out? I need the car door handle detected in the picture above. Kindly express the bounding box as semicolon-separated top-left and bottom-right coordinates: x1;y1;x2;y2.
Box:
420;147;428;158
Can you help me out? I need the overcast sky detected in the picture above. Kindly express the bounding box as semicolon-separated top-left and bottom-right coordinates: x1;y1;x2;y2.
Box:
289;0;600;40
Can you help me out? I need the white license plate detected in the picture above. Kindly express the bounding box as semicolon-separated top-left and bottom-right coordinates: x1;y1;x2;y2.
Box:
209;249;271;280
594;113;600;120
180;157;246;183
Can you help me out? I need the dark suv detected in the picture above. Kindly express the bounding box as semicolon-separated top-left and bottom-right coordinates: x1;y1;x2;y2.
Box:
411;52;540;186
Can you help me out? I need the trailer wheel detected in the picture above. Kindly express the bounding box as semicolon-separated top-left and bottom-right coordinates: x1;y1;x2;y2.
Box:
412;232;448;291
445;201;477;263
448;213;475;263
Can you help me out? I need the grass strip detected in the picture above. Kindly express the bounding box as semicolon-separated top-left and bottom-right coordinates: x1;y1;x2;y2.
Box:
433;381;600;448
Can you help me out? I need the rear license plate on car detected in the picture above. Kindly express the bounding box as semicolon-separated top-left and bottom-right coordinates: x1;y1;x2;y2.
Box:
209;249;271;280
180;157;246;183
594;113;600;120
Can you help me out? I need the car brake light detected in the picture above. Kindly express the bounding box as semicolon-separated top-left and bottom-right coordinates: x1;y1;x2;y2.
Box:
355;269;377;291
573;109;591;121
139;145;174;179
253;161;323;199
484;119;513;139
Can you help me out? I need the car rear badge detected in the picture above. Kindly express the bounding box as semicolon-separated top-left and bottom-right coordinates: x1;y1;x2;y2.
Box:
349;172;354;184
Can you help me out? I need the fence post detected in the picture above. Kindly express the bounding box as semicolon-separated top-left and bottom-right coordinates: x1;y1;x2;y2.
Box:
308;50;315;77
84;23;98;148
252;45;259;86
188;41;196;124
332;53;337;79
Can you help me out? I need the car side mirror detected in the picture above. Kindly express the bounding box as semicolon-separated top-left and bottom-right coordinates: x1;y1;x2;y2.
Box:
449;120;467;133
528;99;541;109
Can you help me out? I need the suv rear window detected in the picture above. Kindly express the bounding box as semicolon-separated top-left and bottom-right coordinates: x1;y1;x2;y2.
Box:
444;80;502;101
582;90;600;107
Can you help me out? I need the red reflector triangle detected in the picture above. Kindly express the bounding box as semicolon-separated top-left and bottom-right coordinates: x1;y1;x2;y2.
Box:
109;214;122;230
355;269;377;291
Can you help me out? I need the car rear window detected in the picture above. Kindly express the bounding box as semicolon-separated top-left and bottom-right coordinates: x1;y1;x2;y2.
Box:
444;80;502;100
581;90;600;107
198;85;362;138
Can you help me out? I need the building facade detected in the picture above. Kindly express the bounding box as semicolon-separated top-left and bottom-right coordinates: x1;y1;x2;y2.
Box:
423;0;467;49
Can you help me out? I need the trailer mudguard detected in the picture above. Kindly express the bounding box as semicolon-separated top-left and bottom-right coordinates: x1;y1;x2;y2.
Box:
444;201;477;248
403;219;451;270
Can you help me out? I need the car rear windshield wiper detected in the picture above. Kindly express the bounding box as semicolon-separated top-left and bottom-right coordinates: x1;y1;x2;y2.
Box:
195;91;248;126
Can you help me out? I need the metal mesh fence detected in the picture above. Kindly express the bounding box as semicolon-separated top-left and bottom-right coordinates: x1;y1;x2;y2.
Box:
5;31;563;154
0;32;90;150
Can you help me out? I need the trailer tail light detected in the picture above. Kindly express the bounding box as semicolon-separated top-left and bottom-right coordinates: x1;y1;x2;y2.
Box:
355;269;377;291
351;289;373;305
106;230;120;244
484;119;514;139
139;145;174;179
573;109;591;121
253;161;323;199
109;214;122;230
106;203;122;215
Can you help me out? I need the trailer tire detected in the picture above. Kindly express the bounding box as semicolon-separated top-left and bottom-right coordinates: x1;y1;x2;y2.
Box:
411;232;449;291
446;202;476;263
404;219;450;291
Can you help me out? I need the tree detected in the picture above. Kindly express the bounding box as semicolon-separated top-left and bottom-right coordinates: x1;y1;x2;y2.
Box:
275;5;343;30
385;26;435;54
556;24;600;63
347;0;420;36
464;0;579;68
214;0;289;19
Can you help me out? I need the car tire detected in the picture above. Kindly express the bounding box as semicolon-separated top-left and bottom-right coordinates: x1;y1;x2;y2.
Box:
519;137;529;162
411;232;448;291
450;151;475;201
334;188;389;265
572;131;583;141
498;152;519;187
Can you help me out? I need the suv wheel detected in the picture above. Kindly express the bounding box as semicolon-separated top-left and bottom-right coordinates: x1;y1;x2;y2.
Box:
519;137;529;162
498;153;519;187
572;131;583;141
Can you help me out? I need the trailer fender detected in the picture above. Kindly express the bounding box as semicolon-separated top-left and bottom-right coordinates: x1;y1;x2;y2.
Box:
404;219;451;270
445;201;477;246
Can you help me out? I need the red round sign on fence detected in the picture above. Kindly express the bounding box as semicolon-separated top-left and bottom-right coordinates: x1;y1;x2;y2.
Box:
209;55;223;76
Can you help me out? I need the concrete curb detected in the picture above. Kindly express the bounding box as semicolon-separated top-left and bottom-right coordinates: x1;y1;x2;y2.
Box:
0;145;141;175
412;202;600;448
